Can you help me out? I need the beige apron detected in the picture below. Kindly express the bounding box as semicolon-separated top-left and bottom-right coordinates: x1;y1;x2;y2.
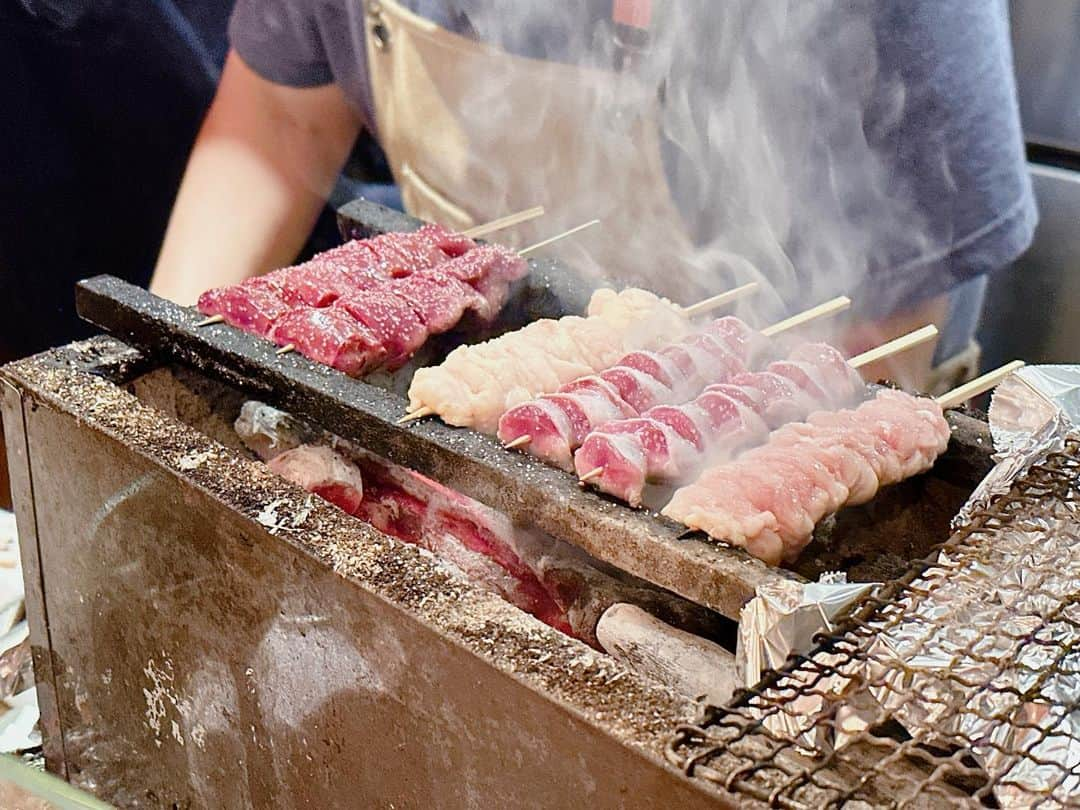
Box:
363;0;707;301
361;1;963;388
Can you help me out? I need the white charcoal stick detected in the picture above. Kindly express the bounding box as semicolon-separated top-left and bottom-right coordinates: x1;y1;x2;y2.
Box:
596;603;737;705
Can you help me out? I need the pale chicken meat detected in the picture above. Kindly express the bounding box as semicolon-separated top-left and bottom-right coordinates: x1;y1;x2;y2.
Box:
408;288;688;434
663;389;951;565
498;317;756;471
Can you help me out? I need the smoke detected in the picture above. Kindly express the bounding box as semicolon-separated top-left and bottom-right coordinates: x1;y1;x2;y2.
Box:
439;0;951;327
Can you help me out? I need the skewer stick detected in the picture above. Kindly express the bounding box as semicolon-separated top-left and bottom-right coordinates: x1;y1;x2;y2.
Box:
196;209;544;332
682;282;760;318
397;407;434;424
505;291;853;453
761;295;851;337
462;206;546;238
275;344;296;356
579;467;605;484
848;325;938;370
518;219;601;257
935;360;1025;410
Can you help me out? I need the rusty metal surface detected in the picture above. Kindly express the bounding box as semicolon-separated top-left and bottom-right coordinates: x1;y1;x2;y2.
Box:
666;441;1080;808
74;277;795;618
1;374;64;779
0;344;748;809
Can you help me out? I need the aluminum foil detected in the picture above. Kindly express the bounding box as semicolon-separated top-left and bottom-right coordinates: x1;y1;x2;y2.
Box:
862;367;1080;805
957;365;1080;526
865;510;1080;808
736;573;875;752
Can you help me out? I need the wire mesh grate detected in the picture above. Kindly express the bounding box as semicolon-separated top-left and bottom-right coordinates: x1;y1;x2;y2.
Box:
667;441;1080;808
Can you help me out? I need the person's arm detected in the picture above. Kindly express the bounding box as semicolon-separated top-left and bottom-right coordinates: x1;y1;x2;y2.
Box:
150;50;362;305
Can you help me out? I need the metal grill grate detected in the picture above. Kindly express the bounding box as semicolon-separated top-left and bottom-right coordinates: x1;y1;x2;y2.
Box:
666;440;1080;808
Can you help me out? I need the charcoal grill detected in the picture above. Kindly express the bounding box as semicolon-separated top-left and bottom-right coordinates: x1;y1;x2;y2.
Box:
0;200;1044;808
72;200;995;618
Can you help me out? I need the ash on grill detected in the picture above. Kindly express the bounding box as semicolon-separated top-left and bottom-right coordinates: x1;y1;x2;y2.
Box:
666;439;1080;808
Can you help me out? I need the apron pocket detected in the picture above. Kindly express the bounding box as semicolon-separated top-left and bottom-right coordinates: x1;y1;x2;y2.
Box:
398;162;476;231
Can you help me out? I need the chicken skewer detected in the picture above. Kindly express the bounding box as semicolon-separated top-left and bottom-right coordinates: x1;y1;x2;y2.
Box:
497;298;861;469
662;360;1024;565
575;325;938;506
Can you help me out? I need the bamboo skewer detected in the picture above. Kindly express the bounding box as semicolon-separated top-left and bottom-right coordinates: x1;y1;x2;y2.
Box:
574;320;940;484
579;467;605;484
462;206;546;238
503;295;856;452
518;220;601;257
848;325;938;369
760;296;851;337
682;282;760;317
936;360;1025;410
275;344;296;356
398;407;433;424
196;208;547;329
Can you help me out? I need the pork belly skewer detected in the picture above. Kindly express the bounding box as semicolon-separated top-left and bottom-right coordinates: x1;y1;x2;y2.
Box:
576;325;939;506
497;296;852;470
662;360;1024;565
194;207;545;326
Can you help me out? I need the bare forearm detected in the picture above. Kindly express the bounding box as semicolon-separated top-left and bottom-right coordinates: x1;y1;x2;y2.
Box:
150;51;361;305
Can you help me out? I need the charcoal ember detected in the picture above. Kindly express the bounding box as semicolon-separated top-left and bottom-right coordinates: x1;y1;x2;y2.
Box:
236;402;726;646
266;445;364;514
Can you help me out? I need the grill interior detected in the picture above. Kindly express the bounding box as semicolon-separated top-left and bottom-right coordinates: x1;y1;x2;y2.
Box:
666;439;1080;808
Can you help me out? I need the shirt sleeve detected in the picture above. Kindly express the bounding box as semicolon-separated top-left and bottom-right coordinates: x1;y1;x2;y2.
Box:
228;0;334;87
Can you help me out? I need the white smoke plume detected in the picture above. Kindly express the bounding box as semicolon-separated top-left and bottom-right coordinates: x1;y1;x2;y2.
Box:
439;0;953;329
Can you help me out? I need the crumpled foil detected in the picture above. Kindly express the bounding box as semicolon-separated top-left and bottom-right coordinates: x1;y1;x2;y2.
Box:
957;365;1080;527
737;573;875;752
866;513;1080;808
867;365;1080;808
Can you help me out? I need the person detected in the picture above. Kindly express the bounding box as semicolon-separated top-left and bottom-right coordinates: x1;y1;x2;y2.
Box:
148;0;1037;393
